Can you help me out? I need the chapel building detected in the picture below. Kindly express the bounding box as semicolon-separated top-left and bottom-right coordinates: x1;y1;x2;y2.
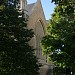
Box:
20;0;53;75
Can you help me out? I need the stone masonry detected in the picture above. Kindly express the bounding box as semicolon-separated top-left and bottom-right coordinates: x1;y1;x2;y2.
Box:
20;0;53;75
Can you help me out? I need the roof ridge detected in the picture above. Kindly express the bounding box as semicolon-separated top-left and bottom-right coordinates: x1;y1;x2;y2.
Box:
27;3;36;16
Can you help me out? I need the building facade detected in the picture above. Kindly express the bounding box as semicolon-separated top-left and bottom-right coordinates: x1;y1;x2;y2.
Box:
20;0;53;75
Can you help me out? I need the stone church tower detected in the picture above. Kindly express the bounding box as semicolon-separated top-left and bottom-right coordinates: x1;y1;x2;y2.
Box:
20;0;53;75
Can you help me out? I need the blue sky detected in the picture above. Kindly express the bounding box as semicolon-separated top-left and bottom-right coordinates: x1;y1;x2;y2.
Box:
27;0;56;20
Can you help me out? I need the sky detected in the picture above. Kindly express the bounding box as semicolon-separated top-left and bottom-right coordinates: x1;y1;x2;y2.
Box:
27;0;56;20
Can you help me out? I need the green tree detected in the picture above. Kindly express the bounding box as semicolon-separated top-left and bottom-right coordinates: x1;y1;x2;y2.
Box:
41;0;75;71
0;0;39;75
51;0;75;5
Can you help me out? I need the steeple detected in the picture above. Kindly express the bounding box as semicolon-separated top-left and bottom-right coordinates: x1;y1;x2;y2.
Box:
37;0;41;3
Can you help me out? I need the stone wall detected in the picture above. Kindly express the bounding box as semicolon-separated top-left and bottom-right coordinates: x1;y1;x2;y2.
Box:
27;0;53;75
28;0;47;64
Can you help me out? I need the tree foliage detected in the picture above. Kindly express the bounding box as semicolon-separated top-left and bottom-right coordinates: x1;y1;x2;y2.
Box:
51;0;75;5
41;1;75;69
0;0;39;75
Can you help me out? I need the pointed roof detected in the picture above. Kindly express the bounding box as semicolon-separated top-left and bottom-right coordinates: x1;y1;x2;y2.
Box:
37;0;41;3
27;3;35;12
27;0;41;16
27;3;36;16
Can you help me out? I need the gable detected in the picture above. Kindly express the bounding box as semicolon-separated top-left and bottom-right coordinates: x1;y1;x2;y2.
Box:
27;3;35;16
27;0;46;33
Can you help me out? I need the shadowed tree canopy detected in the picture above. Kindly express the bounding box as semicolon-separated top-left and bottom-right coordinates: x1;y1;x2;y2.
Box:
0;0;39;75
51;0;75;5
41;0;75;69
